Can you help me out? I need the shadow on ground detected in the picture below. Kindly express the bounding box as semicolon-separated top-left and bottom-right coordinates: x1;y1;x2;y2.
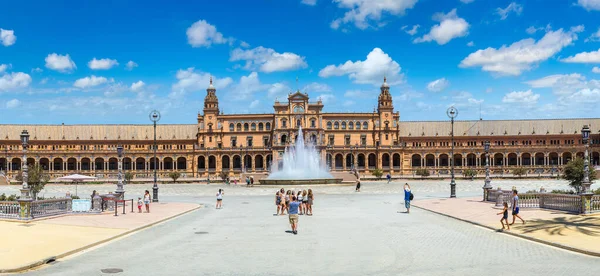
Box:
516;216;600;236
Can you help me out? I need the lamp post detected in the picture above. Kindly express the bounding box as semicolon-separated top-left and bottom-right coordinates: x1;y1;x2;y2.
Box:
240;144;244;173
581;125;592;194
20;130;31;200
116;145;124;198
482;141;492;200
447;106;458;198
327;145;332;171
149;110;161;202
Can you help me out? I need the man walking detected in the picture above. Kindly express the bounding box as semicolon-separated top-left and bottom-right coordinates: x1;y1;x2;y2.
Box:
386;173;391;184
288;195;301;235
510;190;525;225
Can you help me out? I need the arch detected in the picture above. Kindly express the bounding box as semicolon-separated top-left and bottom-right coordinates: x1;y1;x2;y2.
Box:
135;157;145;171
357;153;366;168
466;153;476;167
426;154;435;167
327;121;332;130
549;152;559;165
80;158;90;170
53;158;64;171
243;155;252;171
334;154;343;169
334;122;339;129
439;154;449;167
480;153;488;166
593;152;600;166
349;122;354;130
255;155;264;170
251;123;256;131
27;158;35;167
197;156;206;170
222;155;230;170
244;123;249;131
66;158;76;171
356;121;361;130
341;122;347;130
453;154;463;167
534;152;544;166
0;157;6;171
576;152;584;159
177;157;187;170
108;157;118;170
265;122;271;130
562;152;573;164
280;134;287;145
507;153;518;166
39;158;50;170
229;123;234;131
345;154;353;169
411;154;422;167
368;153;377;169
258;123;264;131
326;154;333;169
236;123;242;131
522;153;532;166
310;134;317;143
493;153;503;166
310;118;316;128
208;156;216;170
123;157;132;170
11;157;21;170
233;155;242;170
164;157;173;170
266;154;273;170
362;122;368;129
393;153;401;168
95;157;105;170
382;153;390;168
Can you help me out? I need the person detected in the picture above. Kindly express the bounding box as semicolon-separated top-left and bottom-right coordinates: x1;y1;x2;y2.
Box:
143;190;151;213
246;176;250;185
307;189;314;216
386;173;391;184
275;191;282;215
302;190;308;215
355;180;361;192
216;189;224;209
510;190;525;225
137;197;143;213
234;177;237;185
226;177;230;185
91;190;97;201
497;202;510;231
288;195;301;235
285;190;291;211
404;183;411;214
297;191;304;215
250;176;254;185
279;190;287;215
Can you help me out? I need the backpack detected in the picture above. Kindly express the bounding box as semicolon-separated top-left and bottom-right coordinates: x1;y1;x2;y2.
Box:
409;192;414;201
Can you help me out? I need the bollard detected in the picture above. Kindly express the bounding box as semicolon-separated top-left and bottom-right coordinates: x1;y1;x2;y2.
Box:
114;200;118;216
131;199;134;213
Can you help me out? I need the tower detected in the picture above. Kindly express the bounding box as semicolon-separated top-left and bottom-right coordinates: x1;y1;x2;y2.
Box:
203;77;219;115
378;76;393;113
378;77;394;146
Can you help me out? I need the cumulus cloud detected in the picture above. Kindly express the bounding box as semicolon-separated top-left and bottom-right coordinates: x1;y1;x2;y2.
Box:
526;24;552;35
268;83;292;100
5;99;20;108
230;46;308;73
45;53;77;73
0;64;8;73
460;0;475;3
586;27;600;42
561;48;600;63
88;58;119;70
130;81;145;92
344;90;373;98
0;28;16;46
319;48;402;85
593;66;600;73
0;72;32;91
330;0;418;30
125;61;138;70
401;25;419;35
413;9;469;45
460;27;582;76
466;41;474;47
301;0;317;5
31;67;43;73
427;78;450;92
230;72;271;100
302;82;332;93
170;68;233;98
249;100;260;108
577;0;600;11
496;2;523;20
502;90;540;105
525;73;599;96
186;20;229;47
73;76;108;89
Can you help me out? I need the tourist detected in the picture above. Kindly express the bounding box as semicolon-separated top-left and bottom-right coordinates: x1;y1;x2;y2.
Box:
386;173;391;184
302;190;308;214
288;195;301;235
137;197;143;213
497;202;510;231
285;190;291;211
216;189;224;209
404;183;412;214
279;190;287;215
250;176;254;185
226;177;230;185
143;190;151;213
246;176;250;185
307;189;314;216
91;190;97;201
234;176;237;185
510;190;525;225
355;180;361;192
275;191;282;215
297;191;304;215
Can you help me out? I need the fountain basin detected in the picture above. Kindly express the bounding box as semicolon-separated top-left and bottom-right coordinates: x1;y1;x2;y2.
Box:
259;178;343;185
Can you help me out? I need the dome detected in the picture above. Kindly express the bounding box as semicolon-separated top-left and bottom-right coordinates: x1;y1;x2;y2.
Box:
207;76;215;90
381;76;389;88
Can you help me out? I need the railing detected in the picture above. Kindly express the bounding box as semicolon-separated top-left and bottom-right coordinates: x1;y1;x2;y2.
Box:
0;201;20;219
590;195;600;214
487;190;585;214
31;198;72;218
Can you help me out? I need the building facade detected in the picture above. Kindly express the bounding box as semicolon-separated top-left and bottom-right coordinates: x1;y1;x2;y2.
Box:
1;77;599;180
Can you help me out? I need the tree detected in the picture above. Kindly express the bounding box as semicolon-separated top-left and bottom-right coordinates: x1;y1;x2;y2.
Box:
371;168;383;179
124;172;134;183
562;157;597;194
219;171;229;182
415;168;430;178
168;171;181;183
512;167;528;178
15;164;50;200
463;168;476;179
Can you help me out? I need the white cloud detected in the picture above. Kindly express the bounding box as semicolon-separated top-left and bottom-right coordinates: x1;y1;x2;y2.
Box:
401;25;419;35
186;20;228;47
343;100;355;106
525;26;537;34
496;2;523;20
170;67;233;98
268;83;291;99
302;82;332;92
344;90;373;98
319;47;402;85
5;99;20;108
502;90;540;105
585;27;600;42
460;27;582;76
0;64;8;73
561;48;600;63
593;66;600;73
40;78;49;84
88;58;119;70
230;72;270;100
578;0;600;11
0;72;32;91
31;67;43;73
460;0;475;3
427;78;450;92
230;46;308;73
301;0;317;5
240;41;250;48
130;81;145;92
525;73;600;96
330;0;418;30
45;53;77;73
249;100;260;108
73;76;108;89
413;9;469;45
125;61;138;70
466;41;474;47
394;91;423;101
0;28;16;46
317;94;336;104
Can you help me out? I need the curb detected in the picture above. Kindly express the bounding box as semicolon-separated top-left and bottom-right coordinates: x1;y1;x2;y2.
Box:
412;205;600;258
0;204;203;273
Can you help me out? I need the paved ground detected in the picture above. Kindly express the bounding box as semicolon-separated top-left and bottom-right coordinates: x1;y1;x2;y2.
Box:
25;194;600;276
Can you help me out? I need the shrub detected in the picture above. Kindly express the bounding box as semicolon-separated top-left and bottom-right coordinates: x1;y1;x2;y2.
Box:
371;168;383;179
415;168;430;178
512;167;528;178
14;164;50;200
562;157;597;194
550;189;576;195
71;195;80;199
219;171;229;181
463;168;476;179
124;172;134;183
168;171;181;183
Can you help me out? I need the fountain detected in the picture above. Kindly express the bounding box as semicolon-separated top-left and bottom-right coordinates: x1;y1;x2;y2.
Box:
260;127;342;185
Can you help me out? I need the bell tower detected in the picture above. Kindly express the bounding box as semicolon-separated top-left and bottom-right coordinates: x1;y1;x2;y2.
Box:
378;76;393;113
203;77;219;115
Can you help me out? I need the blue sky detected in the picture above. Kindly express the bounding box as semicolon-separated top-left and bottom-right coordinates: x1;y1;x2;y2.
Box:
1;0;600;124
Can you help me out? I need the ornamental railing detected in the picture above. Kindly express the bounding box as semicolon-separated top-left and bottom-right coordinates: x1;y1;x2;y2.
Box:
591;195;600;214
30;198;72;219
0;201;20;219
486;189;595;214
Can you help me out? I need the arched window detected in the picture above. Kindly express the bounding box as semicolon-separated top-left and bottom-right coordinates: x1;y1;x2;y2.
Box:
341;122;346;130
334;122;339;129
229;123;234;131
251;123;256;131
310;119;316;128
349;122;354;130
236;123;242;131
281;119;287;128
244;123;249;131
296;119;301;127
327;122;332;130
258;123;264;131
363;122;368;129
266;122;271;130
356;121;361;130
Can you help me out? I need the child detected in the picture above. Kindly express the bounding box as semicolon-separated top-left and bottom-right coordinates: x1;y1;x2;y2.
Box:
297;191;303;215
497;202;510;231
137;197;143;213
275;191;281;215
216;189;224;209
302;190;308;215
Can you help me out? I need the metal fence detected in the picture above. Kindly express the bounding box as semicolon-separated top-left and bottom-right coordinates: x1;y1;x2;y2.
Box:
30;198;72;219
0;201;20;219
486;189;596;214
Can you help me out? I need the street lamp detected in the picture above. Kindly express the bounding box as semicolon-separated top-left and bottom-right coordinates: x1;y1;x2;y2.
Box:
482;141;492;200
20;130;31;200
149;110;161;202
116;145;124;198
240;144;244;173
581;125;592;194
447;106;458;198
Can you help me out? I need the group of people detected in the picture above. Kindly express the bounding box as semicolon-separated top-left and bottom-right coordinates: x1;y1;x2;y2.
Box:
224;176;254;185
276;188;314;216
137;190;152;213
497;189;526;230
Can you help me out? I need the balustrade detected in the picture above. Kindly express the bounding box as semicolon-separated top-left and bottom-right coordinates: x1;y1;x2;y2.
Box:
591;195;600;214
30;198;72;218
0;201;20;219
